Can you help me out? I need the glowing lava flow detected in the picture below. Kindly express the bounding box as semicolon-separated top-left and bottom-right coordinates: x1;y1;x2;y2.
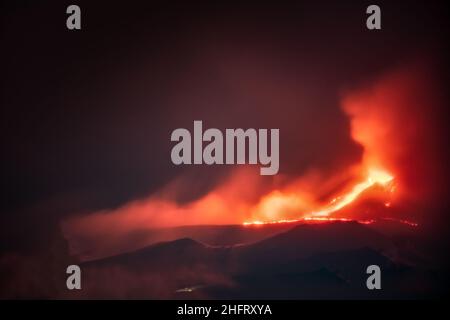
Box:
243;216;374;226
243;216;418;227
309;168;394;217
242;168;418;227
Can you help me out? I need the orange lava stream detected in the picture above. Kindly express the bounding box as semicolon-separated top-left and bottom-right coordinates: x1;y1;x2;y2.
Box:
309;168;394;217
243;216;418;227
243;168;418;227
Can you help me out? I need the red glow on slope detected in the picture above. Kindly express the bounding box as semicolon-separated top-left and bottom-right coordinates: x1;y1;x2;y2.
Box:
308;168;394;217
243;167;397;225
243;216;418;227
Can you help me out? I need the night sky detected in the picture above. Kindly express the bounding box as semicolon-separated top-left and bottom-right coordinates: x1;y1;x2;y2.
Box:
1;0;450;297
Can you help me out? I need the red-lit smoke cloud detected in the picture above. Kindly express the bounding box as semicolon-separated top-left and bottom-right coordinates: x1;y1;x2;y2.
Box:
341;60;443;205
62;169;265;260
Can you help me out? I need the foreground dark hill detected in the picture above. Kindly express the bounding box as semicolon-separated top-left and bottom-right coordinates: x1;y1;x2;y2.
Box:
73;221;447;299
233;221;393;272
81;223;299;260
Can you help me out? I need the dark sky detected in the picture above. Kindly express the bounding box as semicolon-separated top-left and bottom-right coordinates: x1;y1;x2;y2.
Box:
1;0;449;255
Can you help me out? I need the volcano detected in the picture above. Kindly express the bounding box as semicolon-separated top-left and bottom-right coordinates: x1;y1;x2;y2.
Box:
71;220;446;299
